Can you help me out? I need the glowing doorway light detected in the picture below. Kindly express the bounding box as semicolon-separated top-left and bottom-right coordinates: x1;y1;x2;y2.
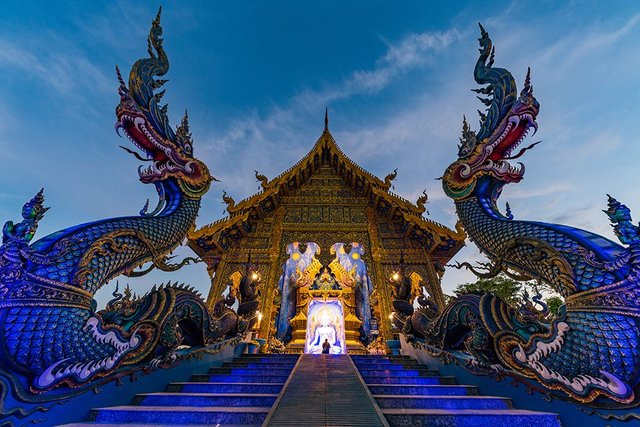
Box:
305;300;346;354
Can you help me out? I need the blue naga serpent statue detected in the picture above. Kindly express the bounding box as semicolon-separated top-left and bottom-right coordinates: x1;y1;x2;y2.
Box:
409;24;640;407
0;10;252;409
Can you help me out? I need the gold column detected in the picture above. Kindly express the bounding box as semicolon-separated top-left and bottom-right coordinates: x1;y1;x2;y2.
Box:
366;207;393;341
425;257;446;313
206;257;228;309
259;207;285;339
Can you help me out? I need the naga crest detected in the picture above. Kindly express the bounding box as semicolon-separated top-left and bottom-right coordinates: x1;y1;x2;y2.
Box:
604;194;640;245
443;24;540;200
2;189;48;245
115;8;212;198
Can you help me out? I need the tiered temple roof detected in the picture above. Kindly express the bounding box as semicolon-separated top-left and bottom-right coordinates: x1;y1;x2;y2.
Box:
188;113;465;264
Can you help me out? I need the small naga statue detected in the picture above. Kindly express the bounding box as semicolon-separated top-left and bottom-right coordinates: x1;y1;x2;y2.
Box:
0;189;48;285
389;258;414;330
236;264;261;327
389;260;440;342
431;23;640;406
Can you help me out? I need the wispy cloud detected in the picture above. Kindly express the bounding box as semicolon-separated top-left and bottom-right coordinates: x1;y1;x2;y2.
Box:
564;13;640;66
0;38;111;98
294;28;461;105
506;181;576;199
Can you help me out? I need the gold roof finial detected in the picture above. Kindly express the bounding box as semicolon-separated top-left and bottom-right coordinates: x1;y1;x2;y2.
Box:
324;107;329;133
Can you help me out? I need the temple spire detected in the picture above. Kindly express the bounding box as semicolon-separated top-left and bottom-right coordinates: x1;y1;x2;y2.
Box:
324;107;329;133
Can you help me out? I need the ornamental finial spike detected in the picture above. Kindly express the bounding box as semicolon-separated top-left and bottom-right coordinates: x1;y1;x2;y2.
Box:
522;67;533;96
324;107;329;132
478;22;487;38
603;194;631;223
115;65;127;90
25;188;49;221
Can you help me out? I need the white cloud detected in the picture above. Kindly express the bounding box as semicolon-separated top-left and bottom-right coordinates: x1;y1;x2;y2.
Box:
295;28;462;104
0;38;111;98
564;13;640;67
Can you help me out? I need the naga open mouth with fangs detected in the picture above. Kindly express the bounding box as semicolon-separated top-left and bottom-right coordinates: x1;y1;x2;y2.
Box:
115;10;211;198
443;24;539;201
414;24;640;407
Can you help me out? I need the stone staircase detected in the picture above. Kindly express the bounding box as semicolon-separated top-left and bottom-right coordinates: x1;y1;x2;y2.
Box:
60;354;298;426
351;354;561;427
60;353;562;426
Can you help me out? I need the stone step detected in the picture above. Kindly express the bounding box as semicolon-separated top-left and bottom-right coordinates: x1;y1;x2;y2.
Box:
61;424;259;427
382;408;561;427
134;392;278;407
351;354;412;357
207;367;293;376
351;361;420;368
90;406;270;425
352;356;418;365
368;384;478;396
223;361;297;369
167;382;284;394
358;368;440;377
361;375;457;385
237;354;299;360
351;355;412;361
191;374;289;383
375;395;513;410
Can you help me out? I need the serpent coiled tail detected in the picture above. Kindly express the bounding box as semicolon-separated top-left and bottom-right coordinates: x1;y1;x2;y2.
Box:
0;9;249;408
424;24;640;406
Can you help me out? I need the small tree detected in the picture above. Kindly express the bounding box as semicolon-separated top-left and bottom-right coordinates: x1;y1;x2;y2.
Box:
545;296;564;316
454;274;522;306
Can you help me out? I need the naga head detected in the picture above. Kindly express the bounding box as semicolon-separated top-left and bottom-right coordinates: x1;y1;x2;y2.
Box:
443;24;540;200
115;8;211;199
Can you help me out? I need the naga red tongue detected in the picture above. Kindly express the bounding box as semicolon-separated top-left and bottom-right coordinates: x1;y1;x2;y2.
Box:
126;124;169;162
489;132;519;161
488;120;532;162
503;141;541;160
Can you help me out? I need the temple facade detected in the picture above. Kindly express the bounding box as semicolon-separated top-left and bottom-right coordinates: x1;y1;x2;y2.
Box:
188;114;465;353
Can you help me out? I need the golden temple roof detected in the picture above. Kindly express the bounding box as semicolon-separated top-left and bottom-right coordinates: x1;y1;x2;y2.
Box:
188;115;465;260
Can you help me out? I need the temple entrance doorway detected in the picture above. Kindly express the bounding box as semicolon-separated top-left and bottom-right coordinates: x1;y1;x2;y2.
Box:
305;299;346;354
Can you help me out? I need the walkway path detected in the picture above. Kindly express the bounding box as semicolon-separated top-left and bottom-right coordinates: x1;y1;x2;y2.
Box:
264;354;388;426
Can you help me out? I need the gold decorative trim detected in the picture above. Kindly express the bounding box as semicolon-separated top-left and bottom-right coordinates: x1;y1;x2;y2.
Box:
189;211;250;240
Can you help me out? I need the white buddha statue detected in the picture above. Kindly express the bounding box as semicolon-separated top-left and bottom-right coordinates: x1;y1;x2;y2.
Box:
308;312;342;354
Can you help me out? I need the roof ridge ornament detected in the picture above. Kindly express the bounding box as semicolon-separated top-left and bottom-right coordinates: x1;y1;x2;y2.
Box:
324;107;329;133
416;190;429;215
222;190;236;212
255;170;269;189
384;168;398;189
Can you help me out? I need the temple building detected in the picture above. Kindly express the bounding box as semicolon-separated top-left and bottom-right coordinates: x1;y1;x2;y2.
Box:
188;112;465;354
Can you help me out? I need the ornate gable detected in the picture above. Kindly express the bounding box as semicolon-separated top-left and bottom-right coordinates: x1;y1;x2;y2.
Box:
188;118;465;265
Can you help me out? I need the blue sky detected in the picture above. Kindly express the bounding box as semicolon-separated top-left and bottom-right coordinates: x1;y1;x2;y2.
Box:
1;1;639;308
